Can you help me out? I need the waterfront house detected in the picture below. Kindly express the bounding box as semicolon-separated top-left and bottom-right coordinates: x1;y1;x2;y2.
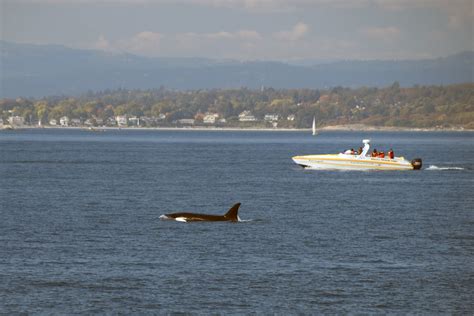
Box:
140;116;155;126
59;116;70;127
8;116;25;126
203;113;219;124
177;119;195;125
264;114;280;122
116;115;127;127
105;117;117;126
238;111;257;122
128;116;140;126
70;118;81;126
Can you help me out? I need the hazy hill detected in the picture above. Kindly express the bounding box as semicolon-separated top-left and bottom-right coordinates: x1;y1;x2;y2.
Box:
1;41;473;98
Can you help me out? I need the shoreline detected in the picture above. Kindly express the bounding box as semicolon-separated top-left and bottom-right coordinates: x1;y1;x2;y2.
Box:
319;124;471;132
2;124;472;132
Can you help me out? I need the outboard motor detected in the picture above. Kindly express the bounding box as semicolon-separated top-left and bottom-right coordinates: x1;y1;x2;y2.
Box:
411;158;422;170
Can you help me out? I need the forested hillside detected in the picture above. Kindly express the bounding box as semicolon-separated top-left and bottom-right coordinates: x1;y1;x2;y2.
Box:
1;83;473;129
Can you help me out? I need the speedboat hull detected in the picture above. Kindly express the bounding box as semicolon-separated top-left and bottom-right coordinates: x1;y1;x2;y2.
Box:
292;154;416;171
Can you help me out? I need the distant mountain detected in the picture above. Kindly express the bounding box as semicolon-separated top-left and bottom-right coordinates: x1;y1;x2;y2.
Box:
1;41;473;98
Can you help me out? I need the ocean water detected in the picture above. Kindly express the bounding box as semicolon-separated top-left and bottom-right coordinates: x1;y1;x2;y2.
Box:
1;129;473;314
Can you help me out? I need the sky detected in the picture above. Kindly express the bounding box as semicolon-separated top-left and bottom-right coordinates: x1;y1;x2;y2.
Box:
1;0;473;61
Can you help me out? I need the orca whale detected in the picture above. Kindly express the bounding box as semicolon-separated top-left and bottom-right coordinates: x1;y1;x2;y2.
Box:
160;203;241;222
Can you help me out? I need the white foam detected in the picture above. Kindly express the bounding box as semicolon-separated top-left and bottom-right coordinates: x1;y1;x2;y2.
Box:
426;165;465;171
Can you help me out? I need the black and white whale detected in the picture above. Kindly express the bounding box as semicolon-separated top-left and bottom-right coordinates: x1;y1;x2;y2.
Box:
160;203;241;222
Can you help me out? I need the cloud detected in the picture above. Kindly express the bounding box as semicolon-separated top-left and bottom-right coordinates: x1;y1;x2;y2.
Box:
235;30;262;41
16;0;474;30
444;2;474;30
94;35;111;51
371;0;470;11
97;31;164;56
15;0;472;10
274;22;309;41
46;0;468;60
372;0;473;31
361;26;401;41
95;29;261;57
174;29;262;51
204;30;262;41
134;31;163;42
172;29;263;58
447;15;463;29
126;31;164;54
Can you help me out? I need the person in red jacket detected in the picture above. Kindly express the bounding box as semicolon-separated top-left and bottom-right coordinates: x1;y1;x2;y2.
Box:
388;148;394;159
378;151;385;158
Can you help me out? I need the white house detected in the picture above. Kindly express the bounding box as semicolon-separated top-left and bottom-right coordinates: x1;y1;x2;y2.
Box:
8;116;25;126
59;116;70;127
177;119;195;125
106;117;117;126
70;118;81;126
203;113;219;124
140;117;155;126
116;115;127;127
128;116;140;126
238;111;257;122
264;114;280;122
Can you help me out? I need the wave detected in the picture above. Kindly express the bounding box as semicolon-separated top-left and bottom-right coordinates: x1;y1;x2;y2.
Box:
426;165;465;171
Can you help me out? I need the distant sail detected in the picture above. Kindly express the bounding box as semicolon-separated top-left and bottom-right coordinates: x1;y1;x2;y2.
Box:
312;116;317;136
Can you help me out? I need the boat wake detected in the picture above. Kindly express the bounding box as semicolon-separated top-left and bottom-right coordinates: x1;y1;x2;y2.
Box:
238;219;254;223
426;165;465;171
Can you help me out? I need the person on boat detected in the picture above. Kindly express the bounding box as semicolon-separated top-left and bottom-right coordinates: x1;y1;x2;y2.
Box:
357;147;363;155
378;151;385;158
344;148;355;155
388;149;394;159
371;149;378;157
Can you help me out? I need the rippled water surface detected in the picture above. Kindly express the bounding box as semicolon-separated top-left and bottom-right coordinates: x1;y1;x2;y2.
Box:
1;129;473;314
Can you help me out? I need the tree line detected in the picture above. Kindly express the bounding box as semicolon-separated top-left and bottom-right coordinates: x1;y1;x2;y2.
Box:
1;82;473;129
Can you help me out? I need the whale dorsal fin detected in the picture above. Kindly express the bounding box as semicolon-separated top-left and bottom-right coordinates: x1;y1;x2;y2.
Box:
224;203;241;221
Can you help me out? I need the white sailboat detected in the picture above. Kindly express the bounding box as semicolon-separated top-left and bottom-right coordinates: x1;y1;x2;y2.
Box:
312;116;317;136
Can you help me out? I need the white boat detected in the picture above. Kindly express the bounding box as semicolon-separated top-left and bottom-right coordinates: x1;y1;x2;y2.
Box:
292;139;422;171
